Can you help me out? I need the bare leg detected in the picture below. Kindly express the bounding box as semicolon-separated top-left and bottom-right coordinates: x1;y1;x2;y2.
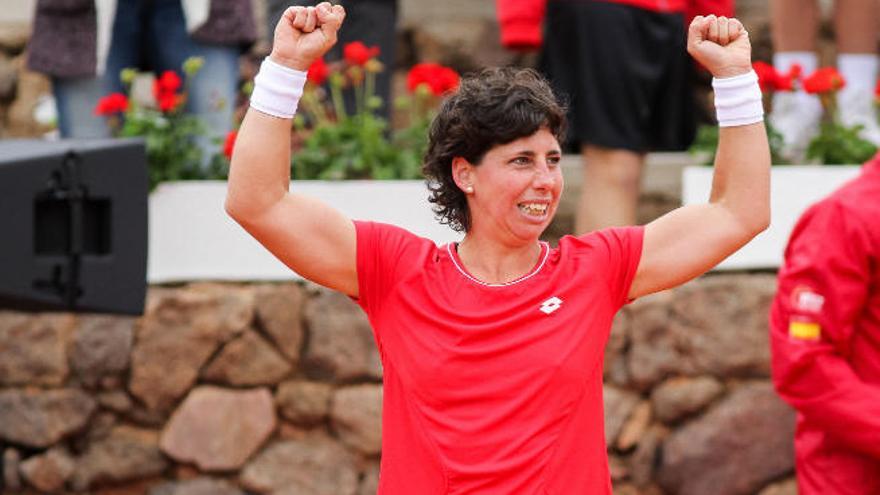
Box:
576;145;645;235
834;0;880;53
771;0;820;51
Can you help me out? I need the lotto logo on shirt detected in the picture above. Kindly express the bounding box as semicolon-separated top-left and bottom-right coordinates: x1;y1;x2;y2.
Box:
539;296;563;315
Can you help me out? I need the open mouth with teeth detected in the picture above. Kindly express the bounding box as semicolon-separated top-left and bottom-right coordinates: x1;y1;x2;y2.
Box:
518;202;549;216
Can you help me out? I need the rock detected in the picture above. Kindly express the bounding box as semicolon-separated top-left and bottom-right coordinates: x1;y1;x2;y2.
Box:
97;390;135;413
629;426;666;487
628;276;776;389
276;380;333;426
126;405;169;428
254;283;305;363
359;462;381;495
76;411;119;453
624;291;678;390
609;455;629;482
72;425;169;490
3;448;22;492
758;477;798;495
90;477;163;495
604;385;641;446
669;275;776;376
240;436;359;495
604;309;631;386
616;401;652;451
658;382;796;495
129;285;254;411
0;388;96;448
148;477;245;495
201;330;292;386
330;384;383;455
303;291;382;381
0;311;75;386
651;376;725;424
70;314;135;387
19;447;76;493
160;386;276;471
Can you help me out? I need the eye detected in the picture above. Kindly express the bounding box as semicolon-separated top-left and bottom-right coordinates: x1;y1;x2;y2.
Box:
511;156;532;166
547;155;561;167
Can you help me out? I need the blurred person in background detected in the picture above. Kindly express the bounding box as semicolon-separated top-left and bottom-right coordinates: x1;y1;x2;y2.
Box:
28;0;255;152
769;0;880;158
770;151;880;494
496;0;733;234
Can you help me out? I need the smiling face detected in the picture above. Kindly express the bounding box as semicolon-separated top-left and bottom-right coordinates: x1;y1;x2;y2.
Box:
454;127;564;245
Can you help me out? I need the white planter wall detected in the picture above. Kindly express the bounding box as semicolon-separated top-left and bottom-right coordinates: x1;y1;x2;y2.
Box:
682;165;861;270
147;181;462;283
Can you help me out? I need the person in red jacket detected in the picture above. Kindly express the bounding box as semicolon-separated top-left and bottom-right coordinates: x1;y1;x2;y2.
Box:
770;153;880;494
496;0;733;234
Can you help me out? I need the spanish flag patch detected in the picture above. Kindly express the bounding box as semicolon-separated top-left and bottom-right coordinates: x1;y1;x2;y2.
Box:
789;320;821;341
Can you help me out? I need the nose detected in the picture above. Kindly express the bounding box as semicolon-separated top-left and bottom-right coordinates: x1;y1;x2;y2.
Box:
532;160;557;190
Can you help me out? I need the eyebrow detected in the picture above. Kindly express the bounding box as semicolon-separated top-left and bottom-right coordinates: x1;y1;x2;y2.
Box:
510;149;562;157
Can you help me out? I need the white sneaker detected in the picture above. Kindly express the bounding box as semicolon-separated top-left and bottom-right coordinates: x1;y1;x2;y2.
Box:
838;88;880;146
769;91;822;162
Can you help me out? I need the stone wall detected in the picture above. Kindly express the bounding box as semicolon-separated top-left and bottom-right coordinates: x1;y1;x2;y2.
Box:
0;275;798;495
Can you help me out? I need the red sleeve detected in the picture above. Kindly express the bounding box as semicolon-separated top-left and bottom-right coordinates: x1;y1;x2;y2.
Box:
769;201;880;459
496;0;546;50
686;0;734;24
591;226;645;308
353;220;421;318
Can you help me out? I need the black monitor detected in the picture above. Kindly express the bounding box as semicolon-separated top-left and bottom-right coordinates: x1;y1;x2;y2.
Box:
0;139;148;315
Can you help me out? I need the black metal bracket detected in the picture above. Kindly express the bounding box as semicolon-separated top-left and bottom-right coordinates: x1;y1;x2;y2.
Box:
32;151;86;308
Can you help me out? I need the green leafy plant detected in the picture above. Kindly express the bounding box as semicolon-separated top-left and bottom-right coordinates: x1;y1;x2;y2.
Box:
801;68;878;164
290;42;459;180
690;62;877;165
690;122;788;166
95;57;227;190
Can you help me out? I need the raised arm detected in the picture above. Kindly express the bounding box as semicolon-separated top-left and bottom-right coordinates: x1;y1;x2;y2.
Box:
628;16;771;299
225;3;360;297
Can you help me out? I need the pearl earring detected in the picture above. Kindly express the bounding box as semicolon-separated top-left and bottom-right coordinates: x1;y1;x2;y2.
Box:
465;186;473;193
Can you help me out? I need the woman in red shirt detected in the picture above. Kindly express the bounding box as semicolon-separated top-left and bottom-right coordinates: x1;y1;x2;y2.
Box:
226;4;769;493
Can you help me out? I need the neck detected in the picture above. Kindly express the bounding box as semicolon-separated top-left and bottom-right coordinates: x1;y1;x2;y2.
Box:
457;234;543;284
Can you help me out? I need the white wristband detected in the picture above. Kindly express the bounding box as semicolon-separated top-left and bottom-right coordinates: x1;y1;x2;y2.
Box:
713;70;764;127
250;57;308;119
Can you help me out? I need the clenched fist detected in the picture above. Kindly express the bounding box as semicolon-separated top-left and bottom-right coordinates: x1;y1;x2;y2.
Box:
687;15;751;79
270;2;346;71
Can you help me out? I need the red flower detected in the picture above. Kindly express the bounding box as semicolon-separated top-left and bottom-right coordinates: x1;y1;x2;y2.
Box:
156;70;182;94
157;92;182;113
753;62;800;92
802;67;846;94
343;41;380;66
776;64;801;91
223;130;237;159
406;63;460;96
94;92;129;115
307;58;329;85
875;78;880;103
153;70;184;111
753;61;778;92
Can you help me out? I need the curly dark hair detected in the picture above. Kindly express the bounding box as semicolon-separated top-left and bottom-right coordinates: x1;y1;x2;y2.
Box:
422;67;568;232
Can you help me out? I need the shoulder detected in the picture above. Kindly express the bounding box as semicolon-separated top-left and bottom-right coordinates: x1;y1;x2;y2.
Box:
354;220;440;267
354;220;433;247
557;226;645;257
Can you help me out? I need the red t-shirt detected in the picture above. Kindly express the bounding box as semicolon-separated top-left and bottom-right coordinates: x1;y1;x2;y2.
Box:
354;221;644;494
